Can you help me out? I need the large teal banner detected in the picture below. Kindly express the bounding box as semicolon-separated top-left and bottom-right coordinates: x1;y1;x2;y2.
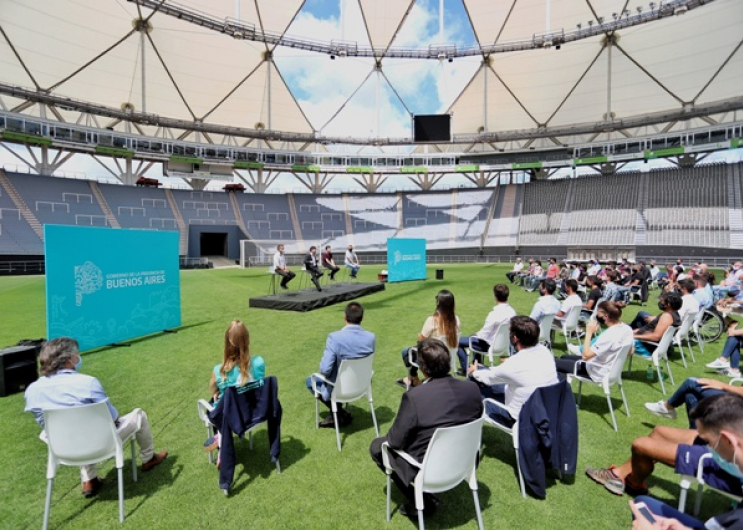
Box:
45;225;181;351
387;238;427;282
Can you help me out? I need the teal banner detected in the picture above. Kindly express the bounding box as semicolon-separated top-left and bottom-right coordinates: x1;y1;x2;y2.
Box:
387;238;426;282
44;225;181;351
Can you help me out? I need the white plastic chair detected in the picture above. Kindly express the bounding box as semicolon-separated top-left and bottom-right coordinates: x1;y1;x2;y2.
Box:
554;305;582;349
691;310;707;353
310;355;379;451
406;339;460;388
627;325;678;395
674;312;698;368
567;343;632;432
469;320;510;366
42;403;140;529
381;418;484;530
480;398;526;498
538;314;555;351
677;453;743;517
197;399;281;473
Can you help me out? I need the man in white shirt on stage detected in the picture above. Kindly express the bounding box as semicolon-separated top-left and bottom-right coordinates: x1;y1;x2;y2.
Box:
468;316;559;427
273;244;295;290
345;245;360;278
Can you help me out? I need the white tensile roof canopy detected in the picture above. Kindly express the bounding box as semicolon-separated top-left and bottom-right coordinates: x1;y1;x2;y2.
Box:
0;0;741;151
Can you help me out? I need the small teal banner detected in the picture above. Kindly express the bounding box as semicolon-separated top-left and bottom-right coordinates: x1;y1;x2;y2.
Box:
387;238;426;282
45;225;181;351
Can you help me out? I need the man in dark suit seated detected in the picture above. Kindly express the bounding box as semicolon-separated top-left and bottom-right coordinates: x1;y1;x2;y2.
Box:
369;339;483;517
303;245;324;292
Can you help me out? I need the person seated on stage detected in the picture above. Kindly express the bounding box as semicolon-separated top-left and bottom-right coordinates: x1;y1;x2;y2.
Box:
506;258;523;283
555;301;634;380
398;289;460;389
553;279;582;326
645;376;743;428
321;245;340;281
529;278;560;325
457;284;516;369
344;245;361;278
306;302;375;428
370;339;483;518
24;338;168;498
205;319;266;451
588;394;743;500
629;394;743;530
303;245;324;292
273;243;295;290
629;291;682;357
468;316;558;428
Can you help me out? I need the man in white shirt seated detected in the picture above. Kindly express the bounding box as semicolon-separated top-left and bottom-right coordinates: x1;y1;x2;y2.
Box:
273;243;296;290
468;316;559;427
344;245;361;278
458;284;516;370
506;258;524;283
677;278;700;322
587;260;601;276
555;301;634;381
553;279;582;325
529;278;561;325
649;261;660;281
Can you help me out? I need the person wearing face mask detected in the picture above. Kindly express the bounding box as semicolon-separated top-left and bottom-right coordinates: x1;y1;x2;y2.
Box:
554;301;633;380
467;316;558;428
630;291;683;358
24;337;167;498
629;393;743;530
714;261;743;298
586;394;743;500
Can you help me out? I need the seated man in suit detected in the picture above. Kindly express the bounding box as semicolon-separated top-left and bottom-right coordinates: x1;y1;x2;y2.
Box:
24;338;167;498
370;339;483;517
306;302;375;428
303;245;324;292
468;316;559;428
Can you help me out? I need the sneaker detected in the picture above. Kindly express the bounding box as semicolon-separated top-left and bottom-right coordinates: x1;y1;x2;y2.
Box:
567;343;581;355
586;465;624;495
624;479;649;497
644;401;677;420
722;368;741;378
707;358;731;369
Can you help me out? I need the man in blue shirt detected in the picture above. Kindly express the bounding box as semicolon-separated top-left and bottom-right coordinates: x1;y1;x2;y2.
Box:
306;302;376;428
24;338;167;498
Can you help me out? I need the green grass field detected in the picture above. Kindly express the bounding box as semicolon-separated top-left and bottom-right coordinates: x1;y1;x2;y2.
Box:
0;264;734;530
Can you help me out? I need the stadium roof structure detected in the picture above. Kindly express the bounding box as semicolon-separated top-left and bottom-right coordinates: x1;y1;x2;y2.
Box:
0;0;742;189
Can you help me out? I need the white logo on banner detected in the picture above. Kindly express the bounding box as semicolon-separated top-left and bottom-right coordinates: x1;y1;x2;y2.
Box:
74;261;103;306
394;250;403;265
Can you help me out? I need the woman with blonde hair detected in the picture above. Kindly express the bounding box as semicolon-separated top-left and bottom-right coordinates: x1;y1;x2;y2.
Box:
397;289;460;389
204;320;265;452
209;319;265;403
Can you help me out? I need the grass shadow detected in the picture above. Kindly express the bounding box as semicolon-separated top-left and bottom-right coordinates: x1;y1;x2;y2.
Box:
576;393;627;430
82;320;216;355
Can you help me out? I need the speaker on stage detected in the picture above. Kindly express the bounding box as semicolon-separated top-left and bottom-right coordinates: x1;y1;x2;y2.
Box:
0;345;39;397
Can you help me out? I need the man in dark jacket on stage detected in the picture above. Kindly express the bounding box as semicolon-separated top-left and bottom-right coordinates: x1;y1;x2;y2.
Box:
303;245;324;292
369;339;483;517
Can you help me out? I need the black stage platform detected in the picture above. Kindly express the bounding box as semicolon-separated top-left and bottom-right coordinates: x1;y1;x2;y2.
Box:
249;282;386;312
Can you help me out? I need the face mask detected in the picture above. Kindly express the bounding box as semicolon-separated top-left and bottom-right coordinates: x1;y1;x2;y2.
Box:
596;315;606;325
658;301;665;311
74;355;83;372
710;447;743;480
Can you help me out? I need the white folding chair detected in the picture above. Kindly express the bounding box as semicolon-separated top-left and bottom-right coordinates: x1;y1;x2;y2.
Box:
674;312;698;368
381;418;484;530
691;310;707;353
538;314;555;351
678;453;743;517
469;321;510;366
554;305;582;350
627;326;678;395
42;403;140;529
480;398;526;498
196;399;281;474
567;343;632;432
310;355;379;451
